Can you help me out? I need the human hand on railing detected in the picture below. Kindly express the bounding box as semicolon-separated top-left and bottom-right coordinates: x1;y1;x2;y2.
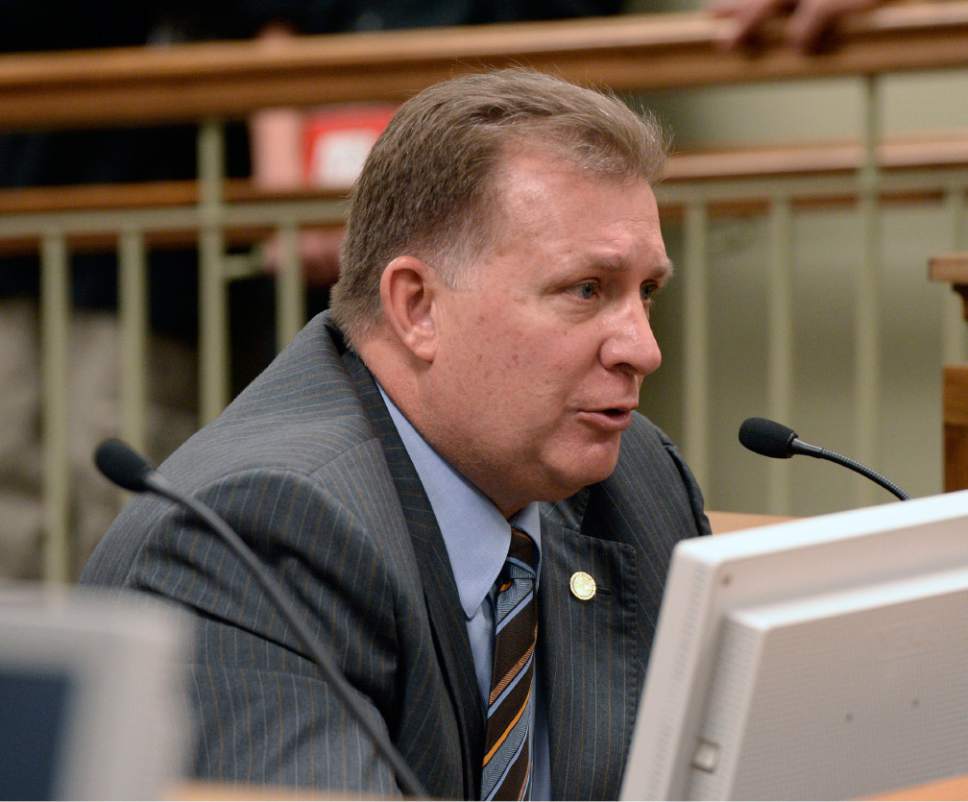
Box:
710;0;882;50
261;227;344;287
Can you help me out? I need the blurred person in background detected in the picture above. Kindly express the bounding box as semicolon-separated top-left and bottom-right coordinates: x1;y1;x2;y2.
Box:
0;3;246;579
0;0;622;580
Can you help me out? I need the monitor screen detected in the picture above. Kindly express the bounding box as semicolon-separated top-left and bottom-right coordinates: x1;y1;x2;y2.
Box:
0;587;190;800
0;669;74;799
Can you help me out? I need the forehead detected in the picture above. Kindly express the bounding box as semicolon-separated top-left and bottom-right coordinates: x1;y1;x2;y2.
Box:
485;146;668;270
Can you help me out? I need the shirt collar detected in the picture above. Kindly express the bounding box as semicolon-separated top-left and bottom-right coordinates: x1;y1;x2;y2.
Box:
378;385;541;621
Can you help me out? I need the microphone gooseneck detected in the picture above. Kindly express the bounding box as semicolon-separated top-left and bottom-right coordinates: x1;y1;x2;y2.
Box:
93;439;428;799
738;417;910;502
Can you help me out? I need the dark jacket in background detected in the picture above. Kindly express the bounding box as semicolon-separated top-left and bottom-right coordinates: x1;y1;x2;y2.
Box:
0;0;621;355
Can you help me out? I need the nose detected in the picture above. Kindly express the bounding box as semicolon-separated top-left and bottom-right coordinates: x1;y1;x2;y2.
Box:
599;301;662;378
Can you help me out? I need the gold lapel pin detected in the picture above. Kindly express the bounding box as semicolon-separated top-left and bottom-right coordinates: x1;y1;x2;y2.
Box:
569;571;596;601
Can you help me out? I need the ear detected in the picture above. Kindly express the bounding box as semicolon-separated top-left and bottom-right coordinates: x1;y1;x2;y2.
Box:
379;255;439;363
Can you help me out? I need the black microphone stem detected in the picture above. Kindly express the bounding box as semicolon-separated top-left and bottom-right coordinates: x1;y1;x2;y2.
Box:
145;473;428;799
793;439;910;502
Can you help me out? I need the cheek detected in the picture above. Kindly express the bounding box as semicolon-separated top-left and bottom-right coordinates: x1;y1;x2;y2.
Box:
471;321;531;374
450;304;587;399
520;326;590;381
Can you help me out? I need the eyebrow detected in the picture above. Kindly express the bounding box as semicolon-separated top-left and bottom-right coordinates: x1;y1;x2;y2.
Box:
592;254;675;281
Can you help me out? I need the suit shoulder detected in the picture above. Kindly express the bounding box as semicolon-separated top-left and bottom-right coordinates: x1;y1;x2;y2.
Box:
160;313;379;485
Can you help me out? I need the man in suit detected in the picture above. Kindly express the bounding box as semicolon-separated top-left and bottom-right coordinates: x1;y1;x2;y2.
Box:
82;68;709;799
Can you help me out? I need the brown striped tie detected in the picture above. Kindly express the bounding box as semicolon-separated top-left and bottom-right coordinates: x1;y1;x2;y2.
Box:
481;529;538;801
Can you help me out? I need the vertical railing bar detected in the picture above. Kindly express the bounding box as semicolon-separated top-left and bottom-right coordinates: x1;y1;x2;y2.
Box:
275;221;304;350
41;231;71;583
198;119;228;425
119;228;148;455
683;201;710;493
767;196;794;514
855;76;882;508
942;184;967;364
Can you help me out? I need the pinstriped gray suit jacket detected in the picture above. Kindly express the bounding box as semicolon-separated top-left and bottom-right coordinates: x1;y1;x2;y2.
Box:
81;312;709;800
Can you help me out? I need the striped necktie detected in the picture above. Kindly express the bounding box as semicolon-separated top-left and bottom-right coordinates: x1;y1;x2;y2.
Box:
481;528;538;801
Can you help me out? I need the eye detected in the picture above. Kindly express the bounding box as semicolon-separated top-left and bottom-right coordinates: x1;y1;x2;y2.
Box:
641;282;659;304
569;280;600;301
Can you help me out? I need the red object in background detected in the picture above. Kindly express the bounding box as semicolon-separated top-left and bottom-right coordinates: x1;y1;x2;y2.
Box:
302;105;398;189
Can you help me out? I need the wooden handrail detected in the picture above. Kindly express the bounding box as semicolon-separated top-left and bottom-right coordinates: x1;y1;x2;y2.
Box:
0;129;965;219
665;131;968;181
0;129;964;254
2;1;968;130
0;180;326;215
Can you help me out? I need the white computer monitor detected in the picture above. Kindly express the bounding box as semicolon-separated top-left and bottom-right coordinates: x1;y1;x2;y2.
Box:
0;586;191;800
621;489;968;801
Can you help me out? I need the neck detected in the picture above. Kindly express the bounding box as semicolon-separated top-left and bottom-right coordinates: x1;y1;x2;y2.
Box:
356;331;418;409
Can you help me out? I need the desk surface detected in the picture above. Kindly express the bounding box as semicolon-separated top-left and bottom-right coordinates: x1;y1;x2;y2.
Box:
175;773;968;800
870;773;968;800
707;510;793;533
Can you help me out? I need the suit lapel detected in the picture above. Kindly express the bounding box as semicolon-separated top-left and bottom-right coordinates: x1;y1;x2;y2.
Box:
343;350;484;799
539;502;643;801
539;427;703;801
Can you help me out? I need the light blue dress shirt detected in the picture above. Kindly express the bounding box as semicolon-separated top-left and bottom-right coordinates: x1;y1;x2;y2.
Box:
379;386;552;800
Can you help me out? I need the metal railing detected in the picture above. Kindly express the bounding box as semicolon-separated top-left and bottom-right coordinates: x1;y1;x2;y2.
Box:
2;2;968;580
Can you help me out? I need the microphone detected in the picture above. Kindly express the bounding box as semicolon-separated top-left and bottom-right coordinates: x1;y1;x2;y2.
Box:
93;438;428;799
95;437;155;492
738;417;910;501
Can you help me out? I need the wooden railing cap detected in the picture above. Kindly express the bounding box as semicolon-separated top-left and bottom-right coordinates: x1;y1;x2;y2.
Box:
1;1;968;129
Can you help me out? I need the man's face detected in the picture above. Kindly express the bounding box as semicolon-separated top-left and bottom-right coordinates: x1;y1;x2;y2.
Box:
419;146;671;516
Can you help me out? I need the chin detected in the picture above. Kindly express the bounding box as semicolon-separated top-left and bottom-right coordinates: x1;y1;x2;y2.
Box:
545;451;621;499
581;440;622;478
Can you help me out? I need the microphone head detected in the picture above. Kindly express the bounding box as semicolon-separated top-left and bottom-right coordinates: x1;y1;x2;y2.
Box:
738;417;799;459
94;438;155;492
